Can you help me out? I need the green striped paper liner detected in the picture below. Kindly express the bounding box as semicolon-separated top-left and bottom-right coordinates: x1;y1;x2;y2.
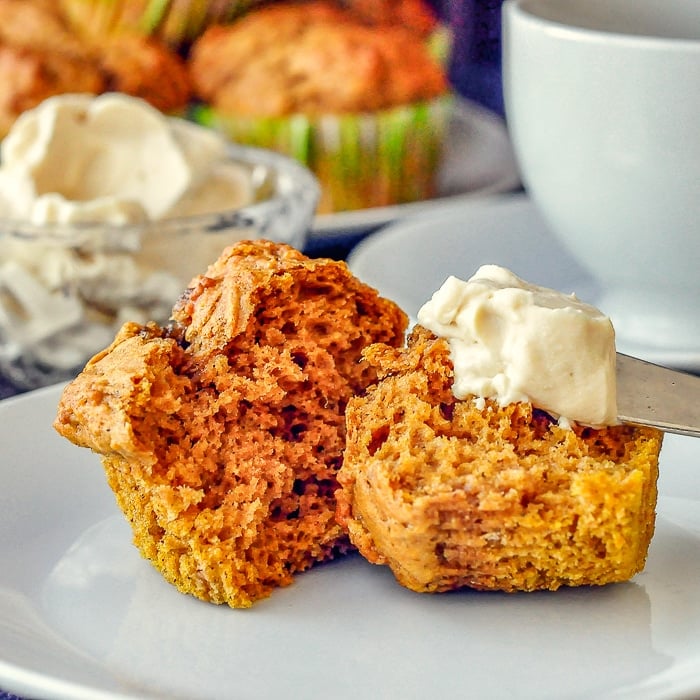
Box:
190;96;453;213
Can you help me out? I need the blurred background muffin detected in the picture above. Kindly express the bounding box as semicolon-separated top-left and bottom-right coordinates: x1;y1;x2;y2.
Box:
0;0;191;136
0;0;452;213
189;0;452;213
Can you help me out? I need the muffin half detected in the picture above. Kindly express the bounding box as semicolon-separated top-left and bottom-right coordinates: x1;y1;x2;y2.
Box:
54;241;408;607
337;326;663;594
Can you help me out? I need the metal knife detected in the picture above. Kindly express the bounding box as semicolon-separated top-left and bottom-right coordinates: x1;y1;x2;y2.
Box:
617;354;700;437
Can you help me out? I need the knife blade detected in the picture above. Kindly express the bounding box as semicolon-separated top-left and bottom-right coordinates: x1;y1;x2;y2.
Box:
616;353;700;437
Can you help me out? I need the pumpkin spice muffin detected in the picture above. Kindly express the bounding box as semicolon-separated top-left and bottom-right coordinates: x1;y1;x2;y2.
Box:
189;0;451;213
0;0;191;136
54;241;407;608
0;0;104;136
337;324;663;595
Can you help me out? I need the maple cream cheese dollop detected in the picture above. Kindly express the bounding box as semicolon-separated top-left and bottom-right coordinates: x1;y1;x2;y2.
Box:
416;265;618;427
0;92;252;224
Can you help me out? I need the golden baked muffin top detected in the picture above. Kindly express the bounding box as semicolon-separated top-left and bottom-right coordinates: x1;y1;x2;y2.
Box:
189;0;448;116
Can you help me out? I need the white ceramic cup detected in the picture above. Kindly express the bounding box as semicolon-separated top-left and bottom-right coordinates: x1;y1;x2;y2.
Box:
502;0;700;354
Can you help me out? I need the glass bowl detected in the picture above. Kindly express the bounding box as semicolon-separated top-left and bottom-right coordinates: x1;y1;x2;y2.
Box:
0;143;319;390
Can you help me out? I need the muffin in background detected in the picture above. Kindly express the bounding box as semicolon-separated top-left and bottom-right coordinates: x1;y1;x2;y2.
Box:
57;0;263;50
0;0;103;136
0;0;192;136
189;0;452;213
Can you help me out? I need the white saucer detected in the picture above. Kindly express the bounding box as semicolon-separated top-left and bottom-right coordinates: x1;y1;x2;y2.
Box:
348;194;700;372
310;99;521;239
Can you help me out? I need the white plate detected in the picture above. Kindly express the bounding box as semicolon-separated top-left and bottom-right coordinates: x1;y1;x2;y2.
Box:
310;99;521;239
2;384;700;700
348;194;700;372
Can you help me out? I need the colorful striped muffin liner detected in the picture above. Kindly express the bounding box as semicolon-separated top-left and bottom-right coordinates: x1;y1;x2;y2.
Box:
190;96;453;213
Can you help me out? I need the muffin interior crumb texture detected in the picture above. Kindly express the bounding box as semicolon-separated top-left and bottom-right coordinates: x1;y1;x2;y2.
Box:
336;326;663;594
54;241;407;608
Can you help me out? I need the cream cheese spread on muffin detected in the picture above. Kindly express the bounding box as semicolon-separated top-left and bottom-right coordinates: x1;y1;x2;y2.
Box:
417;265;617;427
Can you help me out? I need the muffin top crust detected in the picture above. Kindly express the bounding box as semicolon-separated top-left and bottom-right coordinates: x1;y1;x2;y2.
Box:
189;0;447;116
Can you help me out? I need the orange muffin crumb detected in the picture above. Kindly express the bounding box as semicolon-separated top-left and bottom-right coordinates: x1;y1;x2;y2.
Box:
54;241;407;608
337;326;663;594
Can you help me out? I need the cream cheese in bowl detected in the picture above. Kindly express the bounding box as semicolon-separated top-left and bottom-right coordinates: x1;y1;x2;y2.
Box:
0;93;320;389
0;92;254;224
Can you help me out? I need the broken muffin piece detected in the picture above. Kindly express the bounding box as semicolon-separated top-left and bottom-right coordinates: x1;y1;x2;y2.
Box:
337;326;663;594
54;240;407;608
